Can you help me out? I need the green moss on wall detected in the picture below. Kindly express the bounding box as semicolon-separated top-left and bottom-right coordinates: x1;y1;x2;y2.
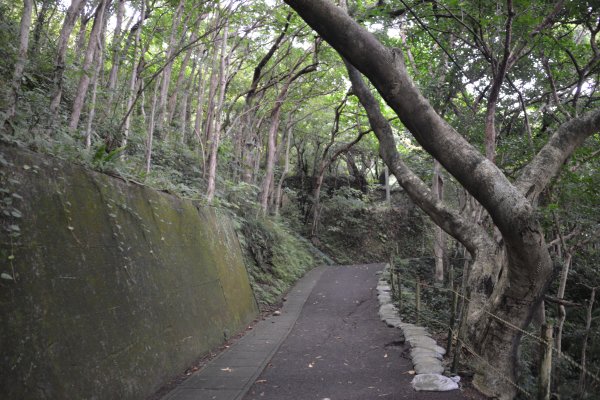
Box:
0;144;258;400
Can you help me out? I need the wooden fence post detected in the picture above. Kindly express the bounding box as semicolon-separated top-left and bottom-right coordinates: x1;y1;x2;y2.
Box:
397;268;402;313
538;323;553;400
415;277;421;325
446;266;457;355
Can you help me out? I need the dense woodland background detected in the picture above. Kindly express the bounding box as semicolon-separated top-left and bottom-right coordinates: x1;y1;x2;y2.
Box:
0;0;599;398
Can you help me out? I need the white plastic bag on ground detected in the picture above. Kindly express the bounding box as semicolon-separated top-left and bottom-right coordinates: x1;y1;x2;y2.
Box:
411;374;459;391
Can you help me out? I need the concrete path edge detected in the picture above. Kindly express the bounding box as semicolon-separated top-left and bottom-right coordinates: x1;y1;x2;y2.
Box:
161;266;327;400
376;264;460;392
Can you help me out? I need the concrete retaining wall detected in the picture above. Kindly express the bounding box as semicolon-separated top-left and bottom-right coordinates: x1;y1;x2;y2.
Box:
0;144;259;399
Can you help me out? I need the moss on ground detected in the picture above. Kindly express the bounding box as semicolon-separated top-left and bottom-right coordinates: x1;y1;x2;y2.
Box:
237;216;327;308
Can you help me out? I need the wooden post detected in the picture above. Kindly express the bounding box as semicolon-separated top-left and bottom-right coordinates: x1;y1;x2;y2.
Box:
397;268;402;313
452;289;470;374
446;266;457;355
416;277;421;325
538;323;553;400
389;256;395;296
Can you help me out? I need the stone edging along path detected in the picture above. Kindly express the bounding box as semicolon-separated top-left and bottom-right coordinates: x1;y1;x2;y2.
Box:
376;265;461;392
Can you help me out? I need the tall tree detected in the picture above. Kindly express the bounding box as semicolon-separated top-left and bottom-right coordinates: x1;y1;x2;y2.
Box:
3;0;34;129
283;0;600;397
49;0;87;115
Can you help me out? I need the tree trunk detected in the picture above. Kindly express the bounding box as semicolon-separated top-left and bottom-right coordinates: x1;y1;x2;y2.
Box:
145;75;162;174
432;160;446;283
240;13;292;183
49;0;86;114
106;0;126;104
206;19;229;203
4;0;33;127
68;0;110;132
579;286;596;392
156;0;185;136
30;0;52;55
167;31;198;125
274;124;292;215
84;18;107;148
259;83;289;214
122;0;145;148
384;164;390;207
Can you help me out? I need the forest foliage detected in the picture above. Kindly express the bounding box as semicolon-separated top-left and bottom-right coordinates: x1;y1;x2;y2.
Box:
0;0;599;398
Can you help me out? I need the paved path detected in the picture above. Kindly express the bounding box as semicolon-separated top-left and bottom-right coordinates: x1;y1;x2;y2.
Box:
162;264;466;400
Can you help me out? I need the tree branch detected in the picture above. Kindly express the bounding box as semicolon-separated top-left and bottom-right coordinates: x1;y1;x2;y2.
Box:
515;108;600;202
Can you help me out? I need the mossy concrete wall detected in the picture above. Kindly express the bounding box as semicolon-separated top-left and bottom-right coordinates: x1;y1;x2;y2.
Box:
0;144;259;399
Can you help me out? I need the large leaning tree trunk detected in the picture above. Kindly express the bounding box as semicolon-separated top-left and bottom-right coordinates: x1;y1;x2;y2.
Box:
283;0;600;398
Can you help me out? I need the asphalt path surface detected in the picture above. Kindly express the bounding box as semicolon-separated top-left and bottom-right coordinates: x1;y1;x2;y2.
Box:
242;264;466;400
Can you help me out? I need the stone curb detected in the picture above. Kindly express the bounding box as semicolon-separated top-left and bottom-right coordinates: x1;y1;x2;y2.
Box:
376;265;460;392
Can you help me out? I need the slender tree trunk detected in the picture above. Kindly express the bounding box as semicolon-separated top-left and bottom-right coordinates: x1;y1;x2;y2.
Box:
122;0;145;148
30;0;52;55
145;75;162;174
384;164;390;207
432;160;446;283
178;61;197;143
259;82;291;214
68;0;110;132
241;13;292;183
84;18;107;148
579;286;596;392
106;0;126;103
274;124;292;216
167;31;197;124
206;20;229;203
156;0;185;136
555;253;572;355
193;51;207;148
50;0;86;114
4;0;33;127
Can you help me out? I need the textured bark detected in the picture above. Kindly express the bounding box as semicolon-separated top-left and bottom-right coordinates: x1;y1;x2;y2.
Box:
49;0;86;114
145;76;162;174
241;13;292;183
84;20;107;148
167;31;197;125
30;0;52;55
68;0;110;132
275;0;600;394
206;20;229;203
156;0;185;135
4;0;33;126
106;0;126;103
273;124;292;215
259;84;289;214
432;160;446;283
122;0;145;148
